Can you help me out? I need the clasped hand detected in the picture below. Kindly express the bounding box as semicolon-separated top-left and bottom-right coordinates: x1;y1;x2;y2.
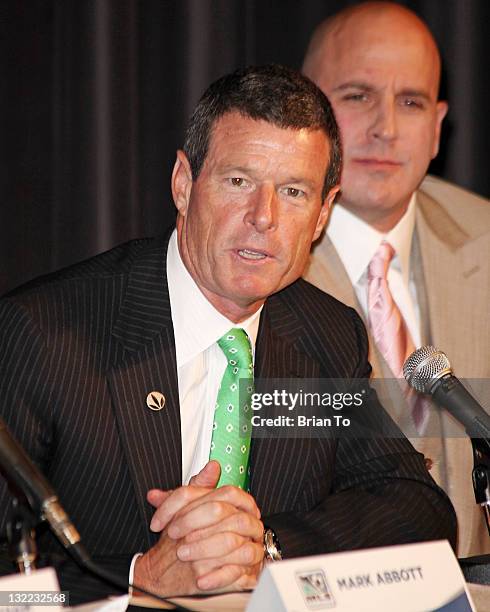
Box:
133;461;265;596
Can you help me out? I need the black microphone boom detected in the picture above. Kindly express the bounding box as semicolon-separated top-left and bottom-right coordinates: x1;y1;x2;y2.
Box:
0;418;83;552
0;418;192;610
403;346;490;438
404;346;490;534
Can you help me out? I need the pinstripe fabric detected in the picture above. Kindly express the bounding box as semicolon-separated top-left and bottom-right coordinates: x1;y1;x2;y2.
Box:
0;234;456;602
252;281;456;556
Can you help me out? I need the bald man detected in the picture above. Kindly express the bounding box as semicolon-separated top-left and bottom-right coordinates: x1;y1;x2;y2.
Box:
303;2;490;557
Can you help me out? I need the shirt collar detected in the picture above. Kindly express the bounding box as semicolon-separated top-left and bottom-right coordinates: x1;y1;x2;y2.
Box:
327;193;416;286
166;230;262;367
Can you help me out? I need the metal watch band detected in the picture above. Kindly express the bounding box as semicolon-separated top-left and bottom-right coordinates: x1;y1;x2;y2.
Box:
263;526;282;561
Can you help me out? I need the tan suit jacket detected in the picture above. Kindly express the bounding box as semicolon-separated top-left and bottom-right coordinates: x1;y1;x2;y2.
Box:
305;175;490;556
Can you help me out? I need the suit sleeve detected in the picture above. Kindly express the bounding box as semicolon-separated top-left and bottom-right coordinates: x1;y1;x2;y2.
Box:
0;299;132;604
263;308;458;558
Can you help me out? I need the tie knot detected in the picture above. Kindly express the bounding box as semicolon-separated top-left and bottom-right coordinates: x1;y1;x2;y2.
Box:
367;241;395;281
218;328;253;372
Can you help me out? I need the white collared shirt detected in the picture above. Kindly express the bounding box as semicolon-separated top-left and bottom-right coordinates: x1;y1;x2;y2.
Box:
166;230;261;484
327;194;421;347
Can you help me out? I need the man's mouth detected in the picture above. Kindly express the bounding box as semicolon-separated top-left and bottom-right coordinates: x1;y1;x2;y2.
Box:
237;248;268;260
353;157;402;167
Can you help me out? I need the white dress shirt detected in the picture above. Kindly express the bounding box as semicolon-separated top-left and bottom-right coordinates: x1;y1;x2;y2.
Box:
327;194;421;347
166;230;261;484
130;231;262;589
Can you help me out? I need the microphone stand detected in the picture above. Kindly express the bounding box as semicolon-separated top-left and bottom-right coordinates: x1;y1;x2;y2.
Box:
6;496;38;574
471;437;490;536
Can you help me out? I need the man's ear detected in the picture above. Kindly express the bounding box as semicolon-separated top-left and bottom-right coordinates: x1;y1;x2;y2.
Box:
313;185;340;241
171;150;193;216
431;100;449;159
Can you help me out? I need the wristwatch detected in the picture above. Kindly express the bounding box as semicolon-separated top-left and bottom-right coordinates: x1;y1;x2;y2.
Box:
263;526;282;562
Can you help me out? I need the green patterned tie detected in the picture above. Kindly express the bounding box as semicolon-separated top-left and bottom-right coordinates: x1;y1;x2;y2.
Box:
209;328;254;489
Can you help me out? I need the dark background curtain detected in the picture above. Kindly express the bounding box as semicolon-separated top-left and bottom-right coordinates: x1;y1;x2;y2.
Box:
1;0;488;295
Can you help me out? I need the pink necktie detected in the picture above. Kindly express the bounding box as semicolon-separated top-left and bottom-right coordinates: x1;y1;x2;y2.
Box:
367;242;427;432
367;242;413;377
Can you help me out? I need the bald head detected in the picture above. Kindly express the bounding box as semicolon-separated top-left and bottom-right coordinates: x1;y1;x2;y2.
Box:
303;2;442;94
303;1;447;231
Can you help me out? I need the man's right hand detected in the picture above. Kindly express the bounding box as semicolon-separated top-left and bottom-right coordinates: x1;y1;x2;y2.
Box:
133;462;265;596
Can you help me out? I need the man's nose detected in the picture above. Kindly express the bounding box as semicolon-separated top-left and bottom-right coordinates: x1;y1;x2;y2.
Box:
368;98;398;142
244;183;277;232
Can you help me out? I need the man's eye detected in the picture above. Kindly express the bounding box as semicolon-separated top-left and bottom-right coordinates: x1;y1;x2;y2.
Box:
230;177;245;187
343;93;368;102
402;98;424;109
285;187;305;198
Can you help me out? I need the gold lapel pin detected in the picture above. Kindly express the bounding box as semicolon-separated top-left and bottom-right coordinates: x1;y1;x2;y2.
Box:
146;391;166;411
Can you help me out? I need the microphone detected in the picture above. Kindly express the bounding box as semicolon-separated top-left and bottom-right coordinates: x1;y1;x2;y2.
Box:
403;346;490;438
0;418;84;558
0;418;192;609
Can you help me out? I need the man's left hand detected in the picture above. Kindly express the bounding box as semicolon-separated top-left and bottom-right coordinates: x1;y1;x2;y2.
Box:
146;461;265;591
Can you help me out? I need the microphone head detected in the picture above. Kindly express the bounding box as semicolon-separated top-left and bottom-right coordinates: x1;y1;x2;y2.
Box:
403;346;452;393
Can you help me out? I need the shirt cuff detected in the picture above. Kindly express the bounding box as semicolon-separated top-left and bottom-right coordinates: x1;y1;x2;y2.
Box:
129;552;143;597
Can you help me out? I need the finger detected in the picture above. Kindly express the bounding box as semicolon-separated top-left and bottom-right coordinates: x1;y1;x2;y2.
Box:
177;531;244;562
198;564;243;591
178;534;264;567
233;563;262;591
149;485;212;532
167;501;237;539
183;512;263;544
169;485;260;531
196;563;259;591
151;484;260;534
188;460;221;487
147;488;172;509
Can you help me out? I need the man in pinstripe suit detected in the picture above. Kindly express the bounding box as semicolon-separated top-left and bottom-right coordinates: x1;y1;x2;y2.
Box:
0;66;456;602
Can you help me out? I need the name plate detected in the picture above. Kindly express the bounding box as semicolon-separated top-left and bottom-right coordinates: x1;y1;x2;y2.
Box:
247;540;475;611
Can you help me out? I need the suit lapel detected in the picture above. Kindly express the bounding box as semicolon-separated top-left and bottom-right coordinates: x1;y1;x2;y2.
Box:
107;237;182;539
410;230;431;346
416;190;487;377
307;233;358;309
307;233;391;381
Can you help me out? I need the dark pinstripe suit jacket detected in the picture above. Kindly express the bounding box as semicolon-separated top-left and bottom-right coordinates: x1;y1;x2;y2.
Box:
0;234;456;602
